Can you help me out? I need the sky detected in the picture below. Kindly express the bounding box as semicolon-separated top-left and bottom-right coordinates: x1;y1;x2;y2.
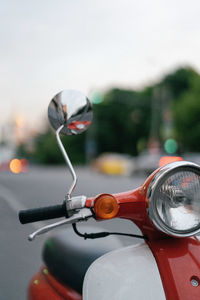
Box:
1;0;200;130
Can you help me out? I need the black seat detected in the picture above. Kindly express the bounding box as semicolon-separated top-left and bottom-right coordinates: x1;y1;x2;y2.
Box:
42;226;122;294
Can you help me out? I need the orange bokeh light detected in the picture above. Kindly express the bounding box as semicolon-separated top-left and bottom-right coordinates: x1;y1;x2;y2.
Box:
21;158;29;173
9;159;22;174
159;156;183;168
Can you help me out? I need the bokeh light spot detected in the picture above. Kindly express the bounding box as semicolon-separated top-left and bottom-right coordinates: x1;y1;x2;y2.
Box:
9;159;22;174
15;116;24;128
21;158;29;173
43;268;49;275
159;156;183;167
164;139;178;154
90;91;104;104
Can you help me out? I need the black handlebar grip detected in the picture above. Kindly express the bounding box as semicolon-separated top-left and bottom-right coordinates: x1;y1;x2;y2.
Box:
19;202;67;224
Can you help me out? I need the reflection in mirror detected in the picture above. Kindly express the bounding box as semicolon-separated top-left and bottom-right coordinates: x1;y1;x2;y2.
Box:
48;90;93;135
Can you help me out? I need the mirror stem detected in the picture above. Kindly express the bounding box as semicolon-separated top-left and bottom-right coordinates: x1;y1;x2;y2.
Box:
56;125;77;199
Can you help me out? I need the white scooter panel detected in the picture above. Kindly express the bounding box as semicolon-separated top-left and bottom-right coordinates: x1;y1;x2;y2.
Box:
83;243;166;300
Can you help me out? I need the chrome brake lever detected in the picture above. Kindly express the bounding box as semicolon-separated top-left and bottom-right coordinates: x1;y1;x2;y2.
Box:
28;208;93;241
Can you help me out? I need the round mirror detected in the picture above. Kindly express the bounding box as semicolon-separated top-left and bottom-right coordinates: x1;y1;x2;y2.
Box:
48;90;93;135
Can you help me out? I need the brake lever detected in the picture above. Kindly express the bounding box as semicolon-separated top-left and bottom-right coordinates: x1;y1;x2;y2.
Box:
28;208;93;241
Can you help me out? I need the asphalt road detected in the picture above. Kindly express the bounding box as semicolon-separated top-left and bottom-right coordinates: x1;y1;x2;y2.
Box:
0;166;145;300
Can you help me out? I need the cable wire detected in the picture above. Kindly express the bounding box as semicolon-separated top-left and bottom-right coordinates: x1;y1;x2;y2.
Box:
72;223;148;240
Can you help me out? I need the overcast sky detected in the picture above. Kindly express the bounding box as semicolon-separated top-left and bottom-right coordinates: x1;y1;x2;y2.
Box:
1;0;200;129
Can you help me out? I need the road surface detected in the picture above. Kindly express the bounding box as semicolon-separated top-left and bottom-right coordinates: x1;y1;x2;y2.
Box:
0;166;145;300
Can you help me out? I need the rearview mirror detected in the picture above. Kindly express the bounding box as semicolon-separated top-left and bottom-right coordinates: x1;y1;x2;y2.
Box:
48;90;93;135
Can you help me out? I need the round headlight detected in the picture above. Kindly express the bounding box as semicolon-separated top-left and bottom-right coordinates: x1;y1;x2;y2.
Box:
148;161;200;237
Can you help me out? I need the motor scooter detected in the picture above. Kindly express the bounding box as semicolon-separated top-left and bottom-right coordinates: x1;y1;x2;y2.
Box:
19;90;200;300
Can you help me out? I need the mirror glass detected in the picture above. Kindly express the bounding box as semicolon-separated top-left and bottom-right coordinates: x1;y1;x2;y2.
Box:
48;90;93;135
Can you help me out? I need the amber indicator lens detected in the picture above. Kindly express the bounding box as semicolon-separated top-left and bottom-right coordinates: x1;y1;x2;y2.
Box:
94;194;119;219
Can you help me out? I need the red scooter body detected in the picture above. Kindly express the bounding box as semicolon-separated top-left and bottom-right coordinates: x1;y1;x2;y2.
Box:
20;90;200;300
27;163;200;300
29;266;81;300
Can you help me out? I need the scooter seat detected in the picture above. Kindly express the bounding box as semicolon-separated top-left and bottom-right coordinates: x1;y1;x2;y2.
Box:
42;225;122;294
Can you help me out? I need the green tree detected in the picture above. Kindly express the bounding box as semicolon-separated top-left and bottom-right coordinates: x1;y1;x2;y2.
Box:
173;76;200;152
162;67;199;98
17;66;200;164
18;128;87;164
93;88;151;156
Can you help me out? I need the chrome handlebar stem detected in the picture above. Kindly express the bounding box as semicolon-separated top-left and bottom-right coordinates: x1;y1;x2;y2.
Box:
56;125;77;199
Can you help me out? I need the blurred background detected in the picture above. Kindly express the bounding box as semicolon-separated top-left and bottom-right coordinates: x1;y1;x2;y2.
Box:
1;0;200;299
1;0;200;173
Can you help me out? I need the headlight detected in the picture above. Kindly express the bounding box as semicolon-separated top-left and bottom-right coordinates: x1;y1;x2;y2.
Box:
147;161;200;237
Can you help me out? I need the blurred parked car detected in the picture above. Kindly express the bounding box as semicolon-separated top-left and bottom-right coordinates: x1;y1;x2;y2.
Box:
92;153;136;176
135;150;163;174
183;153;200;165
136;150;183;174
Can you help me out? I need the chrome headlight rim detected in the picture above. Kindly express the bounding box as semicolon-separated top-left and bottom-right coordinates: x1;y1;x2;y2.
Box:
147;161;200;237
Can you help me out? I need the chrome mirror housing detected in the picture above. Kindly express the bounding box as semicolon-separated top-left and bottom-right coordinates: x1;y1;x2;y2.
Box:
47;90;93;199
48;89;93;135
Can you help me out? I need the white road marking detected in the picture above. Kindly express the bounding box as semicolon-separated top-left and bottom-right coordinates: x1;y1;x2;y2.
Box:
0;183;46;230
0;183;26;212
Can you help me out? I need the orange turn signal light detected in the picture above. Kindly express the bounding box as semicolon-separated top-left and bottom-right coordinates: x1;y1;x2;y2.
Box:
94;194;119;219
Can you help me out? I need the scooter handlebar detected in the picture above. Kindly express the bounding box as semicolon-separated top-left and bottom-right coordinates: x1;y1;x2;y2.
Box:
19;202;67;224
